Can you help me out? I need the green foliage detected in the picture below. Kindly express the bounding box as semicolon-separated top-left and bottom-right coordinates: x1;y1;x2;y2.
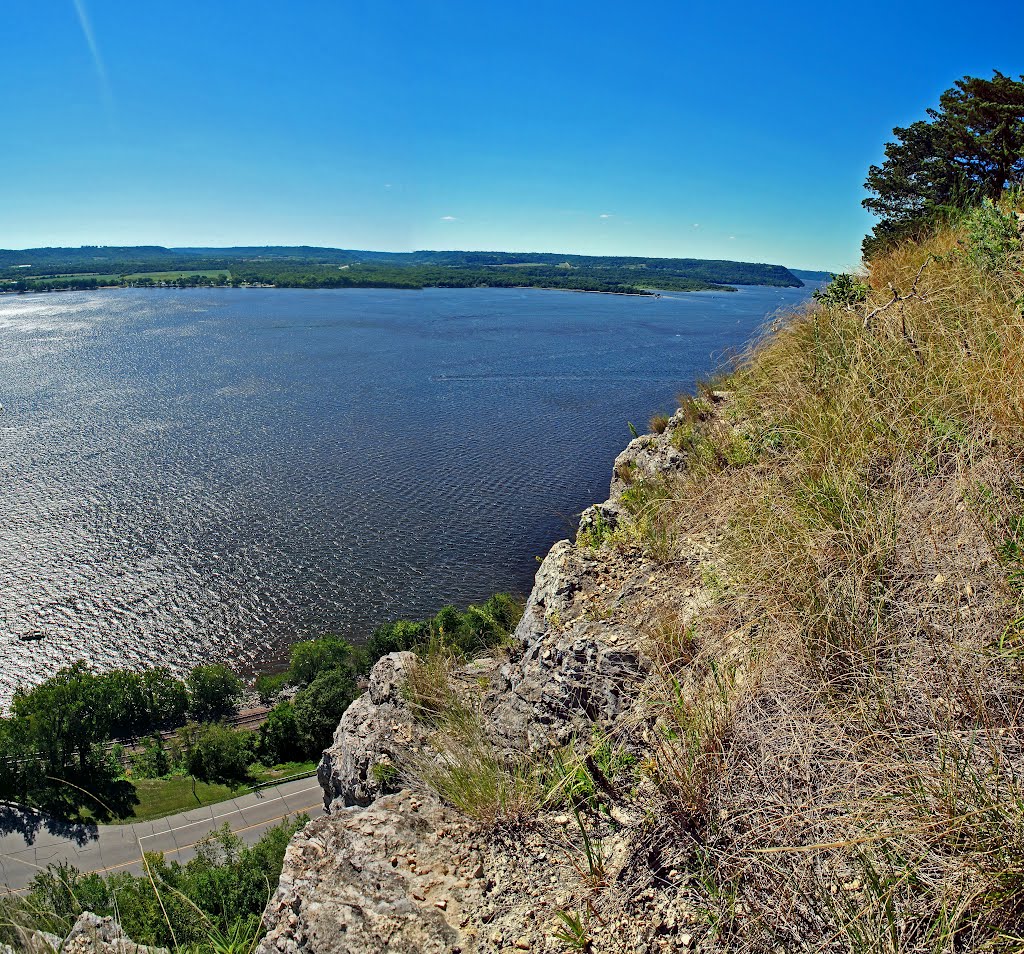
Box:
142;667;189;728
180;723;253;785
257;702;302;765
12;818;305;948
288;636;360;688
0;660;249;817
965;197;1023;272
187;664;244;722
371;761;400;788
364;618;431;663
576;509;614;550
10;662;109;776
130;735;171;780
254;672;287;705
551;908;592;951
863;71;1024;253
812;273;869;308
362;594;522;670
545;727;636;811
292;670;359;754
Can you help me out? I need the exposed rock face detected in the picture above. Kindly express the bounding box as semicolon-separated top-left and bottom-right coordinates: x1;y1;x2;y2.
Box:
262;407;705;953
609;429;689;499
258;791;485;954
20;912;167;954
486;540;651;752
318;652;422;809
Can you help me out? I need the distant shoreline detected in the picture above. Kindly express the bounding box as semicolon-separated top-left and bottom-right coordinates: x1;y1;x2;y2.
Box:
0;282;744;299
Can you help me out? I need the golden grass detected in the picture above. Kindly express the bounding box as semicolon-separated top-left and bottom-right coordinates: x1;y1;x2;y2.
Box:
618;198;1024;951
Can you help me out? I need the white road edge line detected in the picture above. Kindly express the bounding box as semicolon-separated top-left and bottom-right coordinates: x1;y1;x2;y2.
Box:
138;784;323;840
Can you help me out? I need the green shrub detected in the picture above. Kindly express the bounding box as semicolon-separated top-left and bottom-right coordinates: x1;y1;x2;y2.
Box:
812;272;869;308
180;723;252;785
187;664;243;722
292;669;359;754
130;736;170;779
964;197;1023;272
254;672;287;705
257;702;302;765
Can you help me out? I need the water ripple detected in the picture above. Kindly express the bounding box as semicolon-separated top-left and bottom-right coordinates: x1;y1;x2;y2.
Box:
0;284;816;704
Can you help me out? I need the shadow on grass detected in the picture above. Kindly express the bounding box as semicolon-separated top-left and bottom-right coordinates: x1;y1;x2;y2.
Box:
0;772;139;845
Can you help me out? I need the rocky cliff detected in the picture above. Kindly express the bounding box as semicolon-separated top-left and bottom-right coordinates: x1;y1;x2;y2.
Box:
256;215;1024;954
258;406;718;953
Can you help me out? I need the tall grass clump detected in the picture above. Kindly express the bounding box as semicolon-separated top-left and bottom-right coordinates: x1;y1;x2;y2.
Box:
624;196;1024;951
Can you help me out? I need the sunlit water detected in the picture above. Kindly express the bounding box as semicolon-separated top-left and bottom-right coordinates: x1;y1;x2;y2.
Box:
0;283;817;703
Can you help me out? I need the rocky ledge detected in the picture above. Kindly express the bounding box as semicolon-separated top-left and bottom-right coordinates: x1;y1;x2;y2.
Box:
259;405;721;953
10;912;166;954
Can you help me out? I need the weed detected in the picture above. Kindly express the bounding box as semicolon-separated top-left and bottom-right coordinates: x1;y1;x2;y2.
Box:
551;908;593;951
576;509;615;550
650;412;670;434
370;760;400;788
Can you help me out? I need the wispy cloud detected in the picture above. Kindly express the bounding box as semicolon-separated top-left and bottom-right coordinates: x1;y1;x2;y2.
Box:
440;215;458;221
691;223;700;229
72;0;113;116
599;213;613;219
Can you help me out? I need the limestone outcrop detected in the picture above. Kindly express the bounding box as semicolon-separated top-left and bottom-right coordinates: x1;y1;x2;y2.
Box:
18;912;167;954
261;405;710;953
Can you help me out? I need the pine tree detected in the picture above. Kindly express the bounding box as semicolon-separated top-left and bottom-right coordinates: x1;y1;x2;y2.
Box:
863;71;1024;255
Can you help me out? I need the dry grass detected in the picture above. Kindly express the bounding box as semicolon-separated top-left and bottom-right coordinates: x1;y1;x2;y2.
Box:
612;199;1024;951
402;642;544;828
650;412;671;434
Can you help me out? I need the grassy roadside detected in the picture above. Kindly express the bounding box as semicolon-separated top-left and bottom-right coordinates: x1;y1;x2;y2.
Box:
75;760;318;825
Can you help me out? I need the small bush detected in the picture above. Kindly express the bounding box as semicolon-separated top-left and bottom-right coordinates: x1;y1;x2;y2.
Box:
812;272;869;308
130;735;170;779
180;723;252;785
964;197;1023;273
649;412;670;434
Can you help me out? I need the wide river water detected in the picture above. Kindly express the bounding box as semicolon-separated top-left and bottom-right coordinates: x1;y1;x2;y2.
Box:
0;283;817;703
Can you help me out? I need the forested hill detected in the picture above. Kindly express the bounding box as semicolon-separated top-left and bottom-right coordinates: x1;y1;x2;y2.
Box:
0;245;803;295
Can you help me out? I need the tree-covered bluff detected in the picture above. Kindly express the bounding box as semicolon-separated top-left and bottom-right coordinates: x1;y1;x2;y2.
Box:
0;245;803;295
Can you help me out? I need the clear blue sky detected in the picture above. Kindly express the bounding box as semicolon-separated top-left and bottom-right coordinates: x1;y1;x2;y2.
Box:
2;2;1020;271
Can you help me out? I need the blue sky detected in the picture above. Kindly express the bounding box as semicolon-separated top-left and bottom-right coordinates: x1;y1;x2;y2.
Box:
1;2;1020;270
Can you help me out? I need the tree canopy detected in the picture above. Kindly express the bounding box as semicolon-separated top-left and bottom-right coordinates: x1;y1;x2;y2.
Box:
863;71;1024;254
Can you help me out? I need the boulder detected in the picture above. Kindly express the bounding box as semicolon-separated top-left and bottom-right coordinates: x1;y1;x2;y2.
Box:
317;652;423;808
258;791;485;954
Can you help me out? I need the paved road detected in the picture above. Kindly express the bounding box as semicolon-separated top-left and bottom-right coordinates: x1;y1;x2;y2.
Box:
0;777;325;893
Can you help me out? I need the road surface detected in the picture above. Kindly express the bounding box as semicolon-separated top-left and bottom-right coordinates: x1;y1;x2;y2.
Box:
0;777;324;893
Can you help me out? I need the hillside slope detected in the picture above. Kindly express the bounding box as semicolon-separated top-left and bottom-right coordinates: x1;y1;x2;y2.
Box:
259;202;1024;953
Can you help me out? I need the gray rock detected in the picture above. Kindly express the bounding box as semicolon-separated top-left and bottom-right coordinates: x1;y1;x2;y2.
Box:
488;541;649;751
318;652;423;808
20;912;168;954
609;424;689;498
258;791;485;954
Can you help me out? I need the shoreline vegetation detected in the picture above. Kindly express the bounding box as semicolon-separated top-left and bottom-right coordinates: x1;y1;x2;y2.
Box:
0;245;803;297
0;594;522;826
